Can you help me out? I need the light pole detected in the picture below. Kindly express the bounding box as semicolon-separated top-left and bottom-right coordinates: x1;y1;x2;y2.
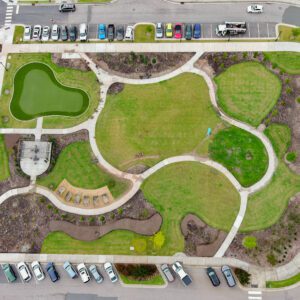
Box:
0;61;8;72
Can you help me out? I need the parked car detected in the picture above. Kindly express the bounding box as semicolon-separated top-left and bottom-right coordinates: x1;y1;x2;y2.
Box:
185;24;192;40
247;4;263;13
41;26;50;42
63;261;77;279
77;263;90;283
51;24;60;41
172;261;192;287
89;265;103;283
107;24;115;41
79;23;88;41
69;25;77;41
193;23;201;39
59;3;76;12
165;23;173;38
31;261;45;281
104;262;118;283
174;23;183;39
221;266;236;287
17;262;31;282
206;267;220;287
46;262;60;283
61;25;68;41
116;25;124;41
32;25;42;40
125;25;134;40
23;25;32;41
1;264;17;283
161;264;174;282
98;24;106;40
156;22;163;38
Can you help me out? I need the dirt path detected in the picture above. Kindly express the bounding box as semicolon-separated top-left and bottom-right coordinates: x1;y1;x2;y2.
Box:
49;213;162;241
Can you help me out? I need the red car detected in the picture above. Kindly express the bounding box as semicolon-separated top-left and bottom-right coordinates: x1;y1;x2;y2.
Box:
174;23;183;39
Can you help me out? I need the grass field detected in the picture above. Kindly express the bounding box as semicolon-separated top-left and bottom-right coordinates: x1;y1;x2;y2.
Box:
134;24;155;42
215;62;282;127
264;52;300;75
10;63;89;120
13;26;24;44
0;53;99;129
119;273;165;285
266;273;300;288
96;73;222;170
42;162;240;255
37;141;129;198
241;124;300;232
278;25;300;43
0;135;10;182
209;126;268;187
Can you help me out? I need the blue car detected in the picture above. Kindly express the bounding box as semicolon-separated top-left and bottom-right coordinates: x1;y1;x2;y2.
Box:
193;23;201;39
98;24;106;40
46;262;60;283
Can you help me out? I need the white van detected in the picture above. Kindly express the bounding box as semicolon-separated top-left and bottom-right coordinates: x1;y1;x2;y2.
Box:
79;23;88;41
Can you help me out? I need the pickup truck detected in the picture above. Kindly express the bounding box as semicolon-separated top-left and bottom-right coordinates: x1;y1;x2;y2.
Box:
172;261;192;286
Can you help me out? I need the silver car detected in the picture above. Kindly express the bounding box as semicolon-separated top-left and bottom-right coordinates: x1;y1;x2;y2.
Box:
63;261;77;279
51;24;60;41
89;265;103;283
221;266;236;287
156;23;163;38
23;26;31;41
32;25;42;40
104;262;118;283
161;264;174;282
41;26;50;42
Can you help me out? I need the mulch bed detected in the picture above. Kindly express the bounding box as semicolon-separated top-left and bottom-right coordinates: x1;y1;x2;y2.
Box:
181;214;227;257
0;190;157;253
86;52;194;79
226;195;300;267
51;54;89;72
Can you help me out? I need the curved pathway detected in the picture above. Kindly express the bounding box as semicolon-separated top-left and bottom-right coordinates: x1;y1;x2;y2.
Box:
0;50;280;257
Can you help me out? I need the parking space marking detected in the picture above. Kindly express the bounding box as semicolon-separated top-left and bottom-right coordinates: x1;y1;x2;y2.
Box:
210;23;213;38
16;4;19;14
267;23;269;38
257;23;260;37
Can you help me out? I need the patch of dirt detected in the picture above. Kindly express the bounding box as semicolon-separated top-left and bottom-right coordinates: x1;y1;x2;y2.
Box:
51;54;89;71
226;195;300;267
199;52;300;174
0;190;157;252
181;214;227;257
108;82;125;95
126;164;149;174
0;135;32;195
86;52;195;79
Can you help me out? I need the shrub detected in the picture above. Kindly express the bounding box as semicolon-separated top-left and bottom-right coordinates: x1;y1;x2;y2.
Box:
39;197;46;204
88;217;95;223
286;152;297;162
292;28;300;37
267;253;277;266
234;268;251;286
99;215;105;223
286;87;293;95
151;57;157;64
253;52;258;58
297;97;300;104
110;212;115;220
242;236;257;249
117;208;123;215
47;204;53;210
79;216;85;222
115;264;157;280
153;231;165;250
243;52;248;59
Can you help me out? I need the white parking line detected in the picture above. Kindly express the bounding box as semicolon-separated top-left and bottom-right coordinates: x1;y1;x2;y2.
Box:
210;24;212;38
248;291;262;295
16;4;19;14
257;23;260;37
248;297;262;300
267;23;269;38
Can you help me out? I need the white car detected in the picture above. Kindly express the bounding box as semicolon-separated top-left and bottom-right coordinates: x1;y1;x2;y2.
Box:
77;263;90;283
125;25;134;40
41;26;50;42
23;26;32;41
172;261;192;287
32;25;42;40
51;24;60;41
104;262;118;283
156;23;164;38
31;261;45;281
247;4;263;13
79;23;88;41
17;262;32;282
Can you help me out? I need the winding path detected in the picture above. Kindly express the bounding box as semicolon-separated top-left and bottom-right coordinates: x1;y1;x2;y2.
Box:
0;50;279;257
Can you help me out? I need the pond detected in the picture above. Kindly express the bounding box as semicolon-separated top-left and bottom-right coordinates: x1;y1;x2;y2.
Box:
10;62;89;120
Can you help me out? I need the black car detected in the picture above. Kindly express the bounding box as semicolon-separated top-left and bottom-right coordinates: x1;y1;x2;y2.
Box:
61;25;68;41
116;25;124;41
206;267;221;287
59;3;76;12
107;24;115;41
185;24;193;40
69;25;77;42
46;262;60;283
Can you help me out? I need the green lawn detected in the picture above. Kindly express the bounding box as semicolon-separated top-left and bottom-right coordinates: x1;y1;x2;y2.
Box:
10;63;89;120
119;273;165;285
37;141;129;198
241;125;300;231
264;52;300;75
13;26;24;44
0;53;99;129
42;162;240;255
134;24;155;42
264;124;291;159
266;273;300;288
96;73;222;170
209;126;268;187
0;135;10;182
215;61;282;127
277;25;300;43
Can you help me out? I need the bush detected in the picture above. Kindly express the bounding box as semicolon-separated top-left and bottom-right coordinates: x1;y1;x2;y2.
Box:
110;212;115;220
115;264;157;281
117;208;123;215
286;152;297;162
88;217;95;223
79;216;85;222
153;231;165;250
234;268;251;286
242;236;257;249
297;97;300;104
47;204;53;210
267;253;277;266
99;215;105;223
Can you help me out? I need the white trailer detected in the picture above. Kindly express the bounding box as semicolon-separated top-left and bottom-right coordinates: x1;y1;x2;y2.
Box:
216;22;247;37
